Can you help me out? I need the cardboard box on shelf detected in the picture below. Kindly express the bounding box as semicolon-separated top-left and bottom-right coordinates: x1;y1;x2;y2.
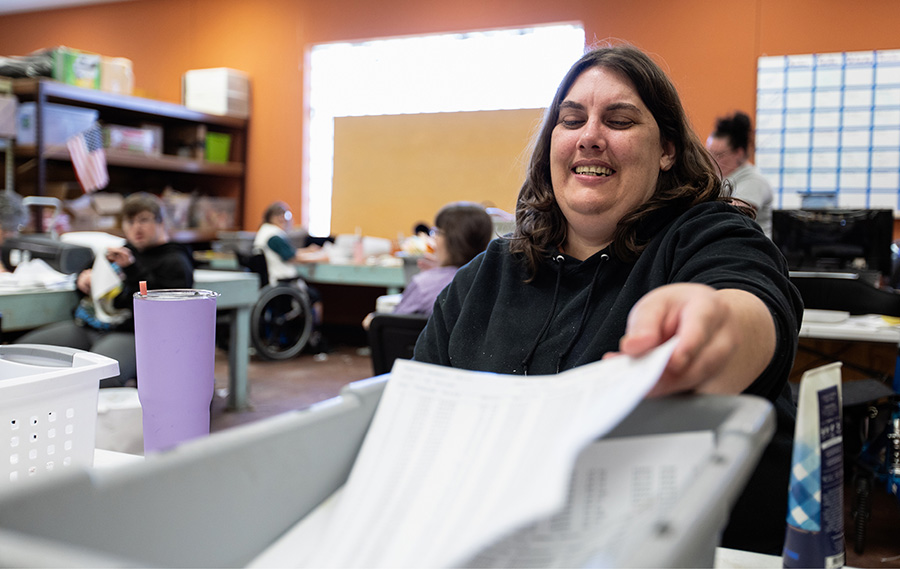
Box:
161;187;193;230
104;124;161;156
100;56;134;95
51;46;101;90
63;193;119;231
193;195;236;230
182;68;250;118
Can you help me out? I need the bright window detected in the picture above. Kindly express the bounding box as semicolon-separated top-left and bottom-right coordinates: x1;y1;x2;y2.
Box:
306;23;585;236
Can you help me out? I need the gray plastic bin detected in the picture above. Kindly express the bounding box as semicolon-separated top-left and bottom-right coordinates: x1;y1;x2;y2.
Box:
0;375;774;568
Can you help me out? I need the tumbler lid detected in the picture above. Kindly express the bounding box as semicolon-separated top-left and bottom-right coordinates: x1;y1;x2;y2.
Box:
133;289;220;300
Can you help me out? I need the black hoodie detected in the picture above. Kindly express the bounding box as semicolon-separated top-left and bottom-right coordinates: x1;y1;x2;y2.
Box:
415;200;803;554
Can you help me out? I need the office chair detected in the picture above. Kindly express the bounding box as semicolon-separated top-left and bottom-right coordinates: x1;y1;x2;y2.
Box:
234;250;314;360
367;313;429;375
790;273;900;317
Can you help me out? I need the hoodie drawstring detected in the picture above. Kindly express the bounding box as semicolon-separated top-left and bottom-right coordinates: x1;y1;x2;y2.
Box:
521;253;609;375
521;255;565;375
556;254;608;372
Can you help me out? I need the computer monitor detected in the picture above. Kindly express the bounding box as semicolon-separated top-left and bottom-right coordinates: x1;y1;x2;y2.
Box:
771;209;894;279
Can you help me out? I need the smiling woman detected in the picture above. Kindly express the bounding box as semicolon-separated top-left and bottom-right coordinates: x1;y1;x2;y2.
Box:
549;67;676;259
413;43;803;556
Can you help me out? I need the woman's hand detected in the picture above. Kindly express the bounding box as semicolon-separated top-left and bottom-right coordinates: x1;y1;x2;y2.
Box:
609;283;776;397
76;269;92;294
106;246;135;268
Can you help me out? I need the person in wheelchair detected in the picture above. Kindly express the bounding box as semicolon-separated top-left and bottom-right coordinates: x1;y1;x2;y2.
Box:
362;201;493;330
253;201;328;352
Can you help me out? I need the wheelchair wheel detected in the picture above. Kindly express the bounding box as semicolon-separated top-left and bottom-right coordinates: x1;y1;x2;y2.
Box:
250;284;313;360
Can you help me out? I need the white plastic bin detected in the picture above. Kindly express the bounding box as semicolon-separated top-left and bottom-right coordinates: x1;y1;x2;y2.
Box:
16;102;99;146
0;376;774;568
0;345;119;486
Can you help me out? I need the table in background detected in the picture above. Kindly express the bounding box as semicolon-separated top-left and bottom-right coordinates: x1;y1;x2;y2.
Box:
797;311;900;388
800;312;900;344
0;269;258;411
195;269;258;410
294;261;416;294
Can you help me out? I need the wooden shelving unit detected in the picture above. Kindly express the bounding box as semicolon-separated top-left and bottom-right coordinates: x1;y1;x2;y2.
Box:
9;78;248;242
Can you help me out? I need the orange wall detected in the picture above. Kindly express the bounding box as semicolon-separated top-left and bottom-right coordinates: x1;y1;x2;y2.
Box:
1;0;898;232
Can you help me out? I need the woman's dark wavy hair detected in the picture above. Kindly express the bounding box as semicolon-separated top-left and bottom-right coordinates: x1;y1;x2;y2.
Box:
511;43;727;278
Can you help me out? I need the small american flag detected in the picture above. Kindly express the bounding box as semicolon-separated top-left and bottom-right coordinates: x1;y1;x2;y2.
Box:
67;123;109;193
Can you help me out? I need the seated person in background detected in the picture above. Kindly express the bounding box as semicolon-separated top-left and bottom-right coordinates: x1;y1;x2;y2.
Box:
0;191;26;268
413;44;801;554
16;192;194;387
253;201;327;350
706;110;774;238
363;202;493;329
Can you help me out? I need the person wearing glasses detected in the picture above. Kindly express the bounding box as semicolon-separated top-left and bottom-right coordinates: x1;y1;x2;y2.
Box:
16;192;193;387
706;111;774;237
254;201;328;351
362;202;493;330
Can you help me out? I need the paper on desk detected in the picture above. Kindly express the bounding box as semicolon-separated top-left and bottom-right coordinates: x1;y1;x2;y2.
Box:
255;338;679;569
0;258;74;290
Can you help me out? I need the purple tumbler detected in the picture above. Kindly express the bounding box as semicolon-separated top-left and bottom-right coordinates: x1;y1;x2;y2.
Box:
133;289;219;454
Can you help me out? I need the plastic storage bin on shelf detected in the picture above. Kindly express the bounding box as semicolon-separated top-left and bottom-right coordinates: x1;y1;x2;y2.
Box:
0;345;119;486
0;376;774;568
16;102;98;146
204;131;232;163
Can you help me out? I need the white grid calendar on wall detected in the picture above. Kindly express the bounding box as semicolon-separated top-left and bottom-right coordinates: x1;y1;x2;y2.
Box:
756;49;900;212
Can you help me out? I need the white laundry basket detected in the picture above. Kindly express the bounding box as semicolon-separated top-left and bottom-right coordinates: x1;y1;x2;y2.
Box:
0;377;774;568
0;345;119;485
